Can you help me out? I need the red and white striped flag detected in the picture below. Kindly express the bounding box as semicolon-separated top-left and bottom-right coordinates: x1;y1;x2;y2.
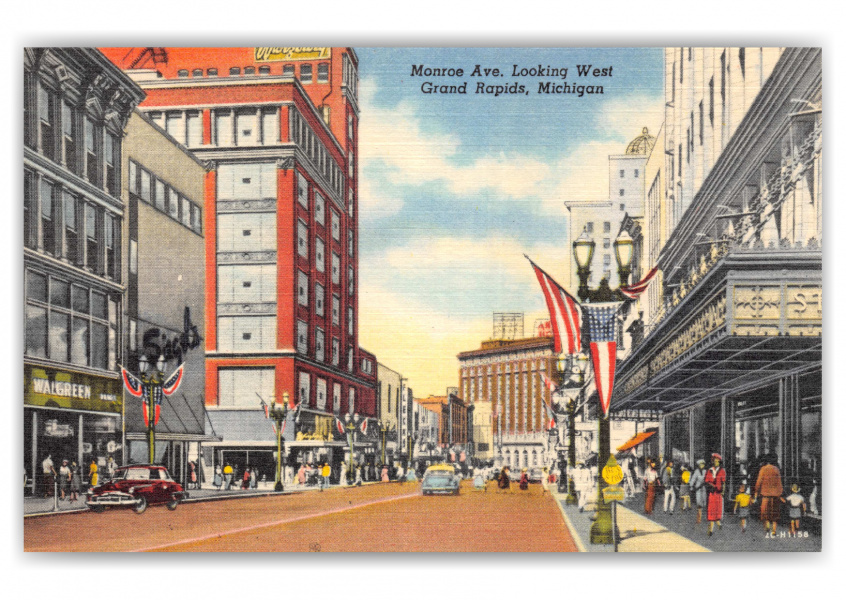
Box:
526;256;583;354
541;373;557;393
585;302;623;417
542;401;557;429
360;419;368;435
620;267;658;300
336;417;345;434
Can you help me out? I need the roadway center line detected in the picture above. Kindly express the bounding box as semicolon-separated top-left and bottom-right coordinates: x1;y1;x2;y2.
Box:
128;491;420;552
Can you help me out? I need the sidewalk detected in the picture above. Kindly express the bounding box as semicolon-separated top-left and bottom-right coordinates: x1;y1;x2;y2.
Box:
24;480;382;517
552;489;822;552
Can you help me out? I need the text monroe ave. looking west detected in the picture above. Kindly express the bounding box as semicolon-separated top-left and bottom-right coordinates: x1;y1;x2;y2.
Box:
410;63;613;97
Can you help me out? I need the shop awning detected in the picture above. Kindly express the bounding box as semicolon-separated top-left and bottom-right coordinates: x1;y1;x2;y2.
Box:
616;430;656;452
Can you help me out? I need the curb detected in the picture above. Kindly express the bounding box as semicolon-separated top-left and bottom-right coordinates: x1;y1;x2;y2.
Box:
551;491;587;552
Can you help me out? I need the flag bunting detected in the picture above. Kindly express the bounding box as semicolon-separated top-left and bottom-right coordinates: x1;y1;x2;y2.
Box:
526;255;583;354
584;302;622;418
619;267;658;300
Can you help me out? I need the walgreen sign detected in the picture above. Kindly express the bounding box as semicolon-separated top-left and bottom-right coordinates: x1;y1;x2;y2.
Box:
25;365;122;414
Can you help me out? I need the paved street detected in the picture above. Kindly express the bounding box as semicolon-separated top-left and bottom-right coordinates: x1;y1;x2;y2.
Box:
24;481;578;552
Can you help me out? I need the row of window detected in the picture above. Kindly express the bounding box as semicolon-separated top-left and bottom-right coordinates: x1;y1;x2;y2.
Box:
290;110;344;198
24;269;119;371
27;80;121;196
619;169;640;178
177;62;330;83
24;170;120;281
217;367;356;415
128;160;203;235
584;221;613;235
296;319;354;367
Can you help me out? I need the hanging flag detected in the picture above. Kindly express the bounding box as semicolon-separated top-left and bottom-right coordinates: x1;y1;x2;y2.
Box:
525;256;583;354
288;394;297;410
151;386;164;425
336;417;345;434
142;400;150;427
542;400;557;429
619;267;658;300
161;364;184;396
271;422;277;436
261;400;269;419
540;373;558;393
360;419;368;435
121;367;144;398
584;302;623;418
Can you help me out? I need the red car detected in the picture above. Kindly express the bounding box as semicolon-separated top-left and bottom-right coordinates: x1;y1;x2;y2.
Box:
86;464;188;514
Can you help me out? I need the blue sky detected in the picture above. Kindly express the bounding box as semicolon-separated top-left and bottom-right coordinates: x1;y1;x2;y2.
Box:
354;47;664;397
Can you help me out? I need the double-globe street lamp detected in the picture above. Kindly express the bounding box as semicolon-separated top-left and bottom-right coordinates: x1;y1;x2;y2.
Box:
572;227;634;545
260;392;289;492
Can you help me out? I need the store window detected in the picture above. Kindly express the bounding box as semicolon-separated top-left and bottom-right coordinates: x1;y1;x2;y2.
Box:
665;411;690;465
734;391;780;489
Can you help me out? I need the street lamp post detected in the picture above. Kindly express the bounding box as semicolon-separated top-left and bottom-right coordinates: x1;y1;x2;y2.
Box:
138;354;166;465
572;227;634;545
344;413;363;482
379;420;388;466
555;354;586;505
261;392;289;492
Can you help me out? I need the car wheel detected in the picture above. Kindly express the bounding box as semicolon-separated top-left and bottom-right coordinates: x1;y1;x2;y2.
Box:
166;497;179;511
91;505;105;513
134;496;148;514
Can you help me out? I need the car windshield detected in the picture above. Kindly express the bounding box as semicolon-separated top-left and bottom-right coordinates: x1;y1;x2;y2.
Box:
424;474;453;483
112;467;172;481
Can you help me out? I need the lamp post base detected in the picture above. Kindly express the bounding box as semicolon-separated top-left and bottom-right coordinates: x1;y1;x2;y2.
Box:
274;481;284;492
564;477;578;505
589;502;618;545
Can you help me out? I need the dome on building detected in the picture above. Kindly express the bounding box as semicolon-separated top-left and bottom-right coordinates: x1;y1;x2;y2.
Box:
625;127;656;155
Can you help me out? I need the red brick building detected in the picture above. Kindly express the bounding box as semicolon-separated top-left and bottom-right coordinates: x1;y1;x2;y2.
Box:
100;47;376;475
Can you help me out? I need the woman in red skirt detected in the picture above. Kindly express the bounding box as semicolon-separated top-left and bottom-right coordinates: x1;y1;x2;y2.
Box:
643;460;659;514
704;453;727;536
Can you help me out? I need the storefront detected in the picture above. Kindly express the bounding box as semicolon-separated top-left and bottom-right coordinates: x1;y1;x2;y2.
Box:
24;365;123;495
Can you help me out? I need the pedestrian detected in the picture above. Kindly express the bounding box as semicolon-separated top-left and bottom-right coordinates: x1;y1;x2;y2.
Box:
541;467;550;495
188;461;198;490
241;467;250;489
223;462;233;490
689;459;708;524
406;469;418;483
396;463;405;484
355;465;363;486
785;483;806;535
733;484;752;533
285;464;294;485
297;463;307;486
753;454;784;536
213;464;223;490
643;459;659;515
106;455;116;480
497;466;511;492
662;459;677;514
58;459;70;501
41;455;55;498
575;463;591;511
381;465;389;482
339;462;348;486
68;461;81;501
705;453;727;536
679;466;692;512
88;459;99;489
519;468;529;491
320;462;331;491
250;467;257;489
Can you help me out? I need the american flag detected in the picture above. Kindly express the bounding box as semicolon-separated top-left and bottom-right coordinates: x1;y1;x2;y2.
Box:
584;302;623;418
540;373;558;393
526;256;583;354
542;400;557;429
121;367;144;398
620;267;658;300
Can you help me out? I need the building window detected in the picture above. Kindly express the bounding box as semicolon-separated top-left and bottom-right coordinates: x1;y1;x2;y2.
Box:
619;189;625;197
244;66;255;75
218;213;276;252
298;270;309;306
331;210;340;241
634;169;639;178
348;387;355;413
620;203;625;212
348;188;354;217
297;220;309;258
129;239;137;275
186;111;202;147
603;221;611;233
347;346;354;373
282;64;294;77
314;192;325;225
316;329;325;362
62;101;76;173
229;67;241;76
300;64;313;83
192;69;203;77
347;307;354;336
218;368;275;407
297;172;309;208
333;382;341;413
316;378;327;409
261;108;279;145
315;237;325;272
177;69;189;77
84;204;99;272
331;252;340;285
217;316;276;351
213;110;233;146
332;338;340;366
235;109;258;146
348;267;354;296
167;188;179;220
586;222;594;234
619;169;625;178
38;84;56;162
259;65;271;75
299;372;311;406
297;320;308;354
63;191;78;263
332;295;340;326
317;63;329;83
207;68;218;77
315;282;325;316
347;231;354;257
84;117;99;186
603;237;610;249
40;179;56;256
218;264;276;303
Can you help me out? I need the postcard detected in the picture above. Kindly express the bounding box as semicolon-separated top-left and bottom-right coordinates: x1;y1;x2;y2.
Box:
22;46;821;552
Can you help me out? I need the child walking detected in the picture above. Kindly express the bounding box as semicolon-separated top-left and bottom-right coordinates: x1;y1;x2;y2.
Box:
785;483;806;534
679;466;692;512
733;484;751;533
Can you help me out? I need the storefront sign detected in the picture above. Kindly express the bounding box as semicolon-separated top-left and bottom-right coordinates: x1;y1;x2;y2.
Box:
254;47;331;62
25;365;122;414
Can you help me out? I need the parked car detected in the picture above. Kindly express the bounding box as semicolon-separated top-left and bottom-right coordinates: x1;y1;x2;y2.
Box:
86;464;188;514
421;464;460;496
528;467;544;483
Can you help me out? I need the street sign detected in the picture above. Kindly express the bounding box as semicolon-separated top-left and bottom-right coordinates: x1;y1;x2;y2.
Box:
603;485;625;502
601;455;623;485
